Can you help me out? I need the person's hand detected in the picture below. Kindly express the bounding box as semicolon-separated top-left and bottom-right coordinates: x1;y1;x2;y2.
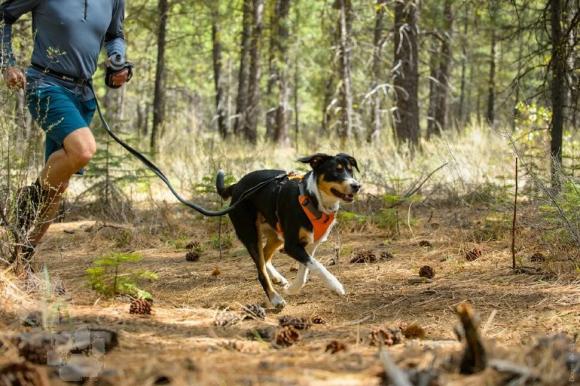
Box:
2;67;26;90
110;68;129;87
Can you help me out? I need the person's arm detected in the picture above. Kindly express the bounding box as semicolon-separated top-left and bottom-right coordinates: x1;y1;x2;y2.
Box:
105;0;126;61
1;0;39;88
104;0;128;87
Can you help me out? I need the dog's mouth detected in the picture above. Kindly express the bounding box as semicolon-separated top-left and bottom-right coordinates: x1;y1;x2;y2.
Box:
331;188;354;203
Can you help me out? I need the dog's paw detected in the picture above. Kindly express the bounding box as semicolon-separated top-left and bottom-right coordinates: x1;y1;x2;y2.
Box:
270;293;286;309
272;276;289;288
331;282;346;296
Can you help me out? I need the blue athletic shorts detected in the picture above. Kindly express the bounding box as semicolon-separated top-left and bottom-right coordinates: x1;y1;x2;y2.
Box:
26;82;96;167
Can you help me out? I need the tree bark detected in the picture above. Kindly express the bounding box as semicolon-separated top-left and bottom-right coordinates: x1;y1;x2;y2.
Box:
368;0;387;142
243;0;264;143
550;0;566;189
428;0;453;138
427;38;440;137
336;0;354;145
486;7;496;126
211;2;228;139
393;0;420;146
266;0;291;143
458;6;469;126
233;0;253;136
151;0;169;155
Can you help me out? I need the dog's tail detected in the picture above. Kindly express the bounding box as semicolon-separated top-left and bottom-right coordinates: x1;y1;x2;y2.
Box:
216;170;235;199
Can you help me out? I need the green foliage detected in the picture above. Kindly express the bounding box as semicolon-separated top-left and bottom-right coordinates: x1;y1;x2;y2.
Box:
86;252;158;300
463;183;512;205
195;173;237;195
472;213;511;242
540;181;580;244
210;232;234;250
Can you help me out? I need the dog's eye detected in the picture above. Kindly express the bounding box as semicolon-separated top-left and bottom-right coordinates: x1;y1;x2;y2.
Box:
336;165;344;171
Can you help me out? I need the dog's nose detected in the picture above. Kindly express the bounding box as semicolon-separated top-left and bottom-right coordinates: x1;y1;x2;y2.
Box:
351;182;361;193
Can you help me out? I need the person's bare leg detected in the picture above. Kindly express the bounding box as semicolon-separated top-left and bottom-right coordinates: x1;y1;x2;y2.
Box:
28;128;96;246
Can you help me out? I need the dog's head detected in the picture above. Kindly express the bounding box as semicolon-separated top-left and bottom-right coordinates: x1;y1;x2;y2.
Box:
298;153;361;203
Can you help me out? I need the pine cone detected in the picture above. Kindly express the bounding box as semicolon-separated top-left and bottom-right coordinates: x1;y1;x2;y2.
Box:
380;251;394;260
242;304;266;320
185;241;201;251
529;252;546;262
465;248;482;261
401;323;426;339
129;299;152;315
279;316;311;330
350;250;377;264
0;362;49;386
185;250;200;262
325;340;347;354
275;326;300;347
369;327;404;346
311;316;327;325
419;265;435;279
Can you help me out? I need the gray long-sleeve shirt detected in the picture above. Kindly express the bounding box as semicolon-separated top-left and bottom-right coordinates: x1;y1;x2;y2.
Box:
1;0;125;99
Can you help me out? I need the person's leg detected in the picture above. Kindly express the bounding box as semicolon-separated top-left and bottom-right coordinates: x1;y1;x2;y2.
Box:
20;83;97;265
28;127;96;246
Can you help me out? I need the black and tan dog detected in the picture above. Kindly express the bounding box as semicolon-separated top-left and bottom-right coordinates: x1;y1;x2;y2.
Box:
216;153;361;308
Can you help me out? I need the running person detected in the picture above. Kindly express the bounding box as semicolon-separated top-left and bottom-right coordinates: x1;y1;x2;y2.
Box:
0;0;130;265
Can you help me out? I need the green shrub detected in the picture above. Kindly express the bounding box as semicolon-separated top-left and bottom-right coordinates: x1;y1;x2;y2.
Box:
540;181;580;244
86;252;158;300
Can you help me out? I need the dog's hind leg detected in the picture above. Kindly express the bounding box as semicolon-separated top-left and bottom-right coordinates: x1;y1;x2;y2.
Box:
230;209;286;308
263;234;287;287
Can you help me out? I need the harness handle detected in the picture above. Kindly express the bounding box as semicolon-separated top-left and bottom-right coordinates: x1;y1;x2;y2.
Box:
90;84;286;217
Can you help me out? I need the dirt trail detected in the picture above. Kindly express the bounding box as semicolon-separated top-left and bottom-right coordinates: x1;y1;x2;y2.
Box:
2;206;579;385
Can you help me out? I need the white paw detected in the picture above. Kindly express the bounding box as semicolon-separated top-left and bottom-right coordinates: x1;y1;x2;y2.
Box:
270;293;286;309
331;281;346;296
272;276;289;288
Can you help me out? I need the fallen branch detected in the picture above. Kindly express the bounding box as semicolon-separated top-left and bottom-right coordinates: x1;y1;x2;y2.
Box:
379;347;413;386
386;162;448;208
456;303;487;374
489;359;537;380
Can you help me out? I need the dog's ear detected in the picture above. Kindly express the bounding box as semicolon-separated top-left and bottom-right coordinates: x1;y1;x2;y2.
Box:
337;153;359;172
297;153;333;170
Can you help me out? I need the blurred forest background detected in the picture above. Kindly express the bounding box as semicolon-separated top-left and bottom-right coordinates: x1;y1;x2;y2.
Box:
0;0;578;223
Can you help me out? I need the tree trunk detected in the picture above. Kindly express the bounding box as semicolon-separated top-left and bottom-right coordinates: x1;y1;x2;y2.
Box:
393;0;420;146
336;0;354;145
211;2;228;139
429;0;453;137
233;0;253;136
427;38;440;137
243;0;264;143
266;0;291;143
293;0;300;146
550;0;566;189
458;6;469;126
368;0;387;142
151;0;169;155
486;19;496;126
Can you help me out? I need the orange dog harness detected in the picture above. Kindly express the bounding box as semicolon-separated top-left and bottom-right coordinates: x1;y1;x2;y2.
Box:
276;175;335;242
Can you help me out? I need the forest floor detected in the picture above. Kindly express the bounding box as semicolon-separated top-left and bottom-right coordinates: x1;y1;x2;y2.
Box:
1;201;579;386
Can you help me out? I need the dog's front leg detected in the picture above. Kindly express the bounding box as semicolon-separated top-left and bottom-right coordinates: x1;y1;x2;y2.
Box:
284;243;345;296
286;264;309;295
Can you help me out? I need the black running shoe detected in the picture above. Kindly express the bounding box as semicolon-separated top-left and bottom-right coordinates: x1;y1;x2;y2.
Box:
15;180;43;234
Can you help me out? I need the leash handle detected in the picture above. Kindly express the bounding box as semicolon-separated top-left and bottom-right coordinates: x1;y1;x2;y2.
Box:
90;84;284;217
